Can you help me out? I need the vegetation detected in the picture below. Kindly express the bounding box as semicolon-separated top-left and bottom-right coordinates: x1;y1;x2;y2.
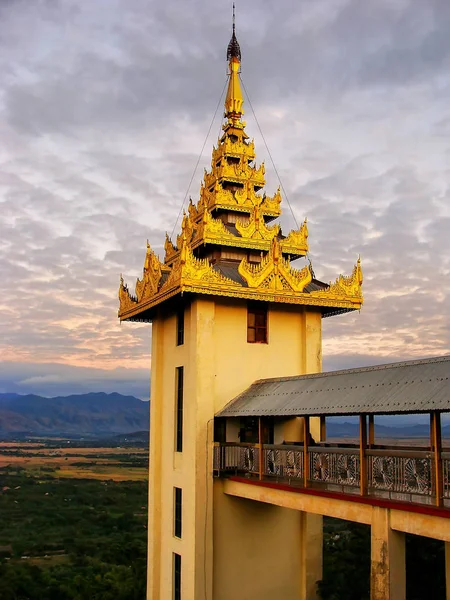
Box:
0;443;147;600
318;519;370;600
318;518;446;600
1;442;447;599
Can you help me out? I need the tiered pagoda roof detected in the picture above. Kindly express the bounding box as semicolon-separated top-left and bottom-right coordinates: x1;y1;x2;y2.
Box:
118;22;363;322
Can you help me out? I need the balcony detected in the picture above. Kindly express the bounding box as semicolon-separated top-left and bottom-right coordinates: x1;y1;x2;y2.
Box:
214;442;450;510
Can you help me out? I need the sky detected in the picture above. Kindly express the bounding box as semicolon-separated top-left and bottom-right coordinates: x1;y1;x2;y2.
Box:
1;0;449;400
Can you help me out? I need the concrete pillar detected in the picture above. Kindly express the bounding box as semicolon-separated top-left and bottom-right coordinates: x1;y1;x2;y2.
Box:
213;483;304;600
147;315;164;600
302;310;322;444
300;512;323;600
445;542;450;600
370;507;405;600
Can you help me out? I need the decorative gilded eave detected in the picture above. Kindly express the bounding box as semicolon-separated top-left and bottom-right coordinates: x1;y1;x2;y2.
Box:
280;219;309;256
118;275;138;314
118;237;363;321
134;242;171;303
238;238;312;292
163;203;307;265
176;212;195;250
311;258;364;301
204;161;265;190
201;181;281;218
212;138;255;165
164;233;177;264
235;206;280;241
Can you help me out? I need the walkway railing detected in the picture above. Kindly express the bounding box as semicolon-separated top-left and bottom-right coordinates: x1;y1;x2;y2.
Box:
367;449;432;498
263;445;304;480
214;443;449;508
443;453;450;499
309;446;360;490
213;442;260;476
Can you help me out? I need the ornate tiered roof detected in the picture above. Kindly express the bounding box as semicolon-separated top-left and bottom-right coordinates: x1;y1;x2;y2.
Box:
118;22;363;322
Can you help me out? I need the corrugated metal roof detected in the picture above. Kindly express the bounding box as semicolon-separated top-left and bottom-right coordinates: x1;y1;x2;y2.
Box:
217;356;450;417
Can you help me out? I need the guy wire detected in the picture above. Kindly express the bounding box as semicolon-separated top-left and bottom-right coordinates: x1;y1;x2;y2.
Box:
170;78;228;239
239;75;300;230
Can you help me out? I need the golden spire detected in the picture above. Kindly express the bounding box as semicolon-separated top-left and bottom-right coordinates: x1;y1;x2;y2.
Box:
224;4;244;124
117;8;363;322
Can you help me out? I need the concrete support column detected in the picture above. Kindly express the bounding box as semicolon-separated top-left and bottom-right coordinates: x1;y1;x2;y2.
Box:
302;310;322;444
147;315;164;600
370;507;405;600
299;512;323;600
445;542;450;600
191;299;216;600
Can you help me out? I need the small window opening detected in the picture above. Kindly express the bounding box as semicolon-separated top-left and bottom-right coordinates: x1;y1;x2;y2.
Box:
247;303;268;343
174;488;182;538
175;367;184;452
176;309;184;346
173;553;181;600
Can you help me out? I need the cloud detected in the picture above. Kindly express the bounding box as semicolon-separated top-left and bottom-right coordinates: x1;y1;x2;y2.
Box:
0;0;449;397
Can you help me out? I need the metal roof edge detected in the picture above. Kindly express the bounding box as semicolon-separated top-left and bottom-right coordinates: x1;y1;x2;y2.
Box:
250;355;450;386
217;381;256;416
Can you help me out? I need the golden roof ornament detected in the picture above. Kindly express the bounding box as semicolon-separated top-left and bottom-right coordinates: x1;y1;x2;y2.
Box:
224;4;245;128
227;4;241;63
118;10;363;321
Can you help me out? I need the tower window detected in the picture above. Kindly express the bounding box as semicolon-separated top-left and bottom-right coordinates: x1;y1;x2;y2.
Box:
173;553;181;600
247;303;268;343
175;367;184;452
176;309;184;346
174;487;182;538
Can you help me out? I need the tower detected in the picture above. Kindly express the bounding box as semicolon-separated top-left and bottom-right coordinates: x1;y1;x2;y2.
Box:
118;15;363;600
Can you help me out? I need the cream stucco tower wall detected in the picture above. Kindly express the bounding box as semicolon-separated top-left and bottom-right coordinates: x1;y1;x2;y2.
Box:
147;297;323;600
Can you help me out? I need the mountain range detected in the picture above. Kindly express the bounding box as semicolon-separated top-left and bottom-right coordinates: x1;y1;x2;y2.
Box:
326;421;450;439
0;391;445;440
0;392;149;436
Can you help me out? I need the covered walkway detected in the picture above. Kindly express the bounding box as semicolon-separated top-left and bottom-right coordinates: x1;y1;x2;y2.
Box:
215;355;450;510
214;356;450;599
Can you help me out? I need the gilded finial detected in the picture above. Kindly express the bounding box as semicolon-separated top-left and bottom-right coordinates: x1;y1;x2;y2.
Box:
227;3;241;62
356;255;363;285
180;232;187;265
225;4;244;120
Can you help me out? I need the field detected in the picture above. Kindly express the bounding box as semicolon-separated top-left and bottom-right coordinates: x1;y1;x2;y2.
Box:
1;438;446;600
0;441;148;480
0;439;148;600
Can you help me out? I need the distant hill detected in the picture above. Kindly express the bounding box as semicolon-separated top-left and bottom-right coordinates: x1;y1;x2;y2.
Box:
111;430;150;443
327;421;450;438
0;392;149;436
